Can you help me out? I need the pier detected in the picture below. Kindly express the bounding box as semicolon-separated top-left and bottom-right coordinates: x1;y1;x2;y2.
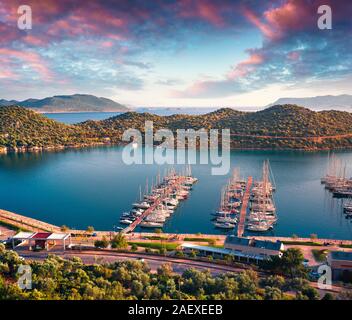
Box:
121;174;195;233
237;176;253;237
0;209;61;233
122;198;162;234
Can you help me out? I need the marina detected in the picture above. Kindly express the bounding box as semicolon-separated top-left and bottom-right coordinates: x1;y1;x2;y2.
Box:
321;154;352;222
120;167;198;233
212;160;277;236
246;160;277;233
0;148;352;239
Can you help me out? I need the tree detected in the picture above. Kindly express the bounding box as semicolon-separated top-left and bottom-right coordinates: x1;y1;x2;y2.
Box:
264;286;283;300
60;225;69;232
111;233;128;249
260;275;285;289
190;250;197;258
157;263;173;279
310;234;318;241
94;236;109;249
263;249;308;279
224;255;234;265
281;248;307;278
131;244;138;252
86;226;95;233
301;287;319;300
322;293;335;300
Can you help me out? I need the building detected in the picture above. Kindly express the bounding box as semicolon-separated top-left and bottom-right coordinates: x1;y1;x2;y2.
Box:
327;251;352;281
224;236;284;259
180;236;284;264
11;231;71;251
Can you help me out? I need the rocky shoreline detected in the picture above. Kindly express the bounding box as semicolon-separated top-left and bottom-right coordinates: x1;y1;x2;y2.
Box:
0;142;111;154
1;141;352;154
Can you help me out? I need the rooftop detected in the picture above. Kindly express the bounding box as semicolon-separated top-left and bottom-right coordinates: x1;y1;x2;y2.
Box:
180;243;268;260
330;251;352;261
225;236;283;251
225;236;251;246
12;232;70;241
253;239;283;251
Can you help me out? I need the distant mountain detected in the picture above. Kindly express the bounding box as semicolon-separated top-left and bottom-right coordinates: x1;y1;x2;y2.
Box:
269;95;352;111
0;94;128;113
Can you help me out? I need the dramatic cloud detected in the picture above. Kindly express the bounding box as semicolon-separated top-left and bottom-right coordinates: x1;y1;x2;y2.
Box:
0;0;351;104
177;0;352;98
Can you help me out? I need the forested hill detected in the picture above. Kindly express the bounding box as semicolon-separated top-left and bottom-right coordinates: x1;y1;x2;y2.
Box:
81;104;352;136
0;106;102;151
0;94;128;113
1;105;352;151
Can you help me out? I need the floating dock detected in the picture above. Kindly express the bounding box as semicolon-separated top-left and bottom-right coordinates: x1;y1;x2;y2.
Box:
237;176;253;237
121;173;196;233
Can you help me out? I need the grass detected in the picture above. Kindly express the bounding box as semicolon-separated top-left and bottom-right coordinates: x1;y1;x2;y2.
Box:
184;237;214;242
144;236;169;241
340;244;352;249
0;220;26;232
282;241;323;246
128;241;179;251
312;249;327;262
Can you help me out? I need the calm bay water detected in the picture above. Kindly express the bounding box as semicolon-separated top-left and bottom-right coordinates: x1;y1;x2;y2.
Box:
44;112;122;124
0;146;352;239
44;109;228;124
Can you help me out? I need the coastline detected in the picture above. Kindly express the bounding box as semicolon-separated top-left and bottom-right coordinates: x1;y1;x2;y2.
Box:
1;207;352;244
2;142;352;154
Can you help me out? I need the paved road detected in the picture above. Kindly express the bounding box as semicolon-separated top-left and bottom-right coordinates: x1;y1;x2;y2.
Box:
17;249;347;296
18;249;248;275
0;225;15;240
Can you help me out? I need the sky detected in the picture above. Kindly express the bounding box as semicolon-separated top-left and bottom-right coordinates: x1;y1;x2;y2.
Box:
0;0;352;108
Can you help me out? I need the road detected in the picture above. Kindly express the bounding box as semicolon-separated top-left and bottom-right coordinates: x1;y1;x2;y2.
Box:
18;249;247;275
0;225;16;240
18;248;345;296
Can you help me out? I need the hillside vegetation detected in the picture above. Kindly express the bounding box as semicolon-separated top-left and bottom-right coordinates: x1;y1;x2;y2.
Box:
0;106;102;150
0;244;321;300
1;105;352;151
0;94;128;113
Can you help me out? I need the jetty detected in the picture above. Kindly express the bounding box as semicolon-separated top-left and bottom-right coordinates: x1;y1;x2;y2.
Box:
0;209;61;233
1;209;352;247
237;176;253;237
120;167;198;233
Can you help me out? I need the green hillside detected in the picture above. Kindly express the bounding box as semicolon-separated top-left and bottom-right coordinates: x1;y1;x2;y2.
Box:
1;105;352;151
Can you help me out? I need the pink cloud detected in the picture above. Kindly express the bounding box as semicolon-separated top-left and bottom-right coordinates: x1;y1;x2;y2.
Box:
244;0;335;41
0;48;53;80
287;51;301;61
227;53;265;79
0;69;16;79
264;0;315;35
242;8;277;40
176;0;229;27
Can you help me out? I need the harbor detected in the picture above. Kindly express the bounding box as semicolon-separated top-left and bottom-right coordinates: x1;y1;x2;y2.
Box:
1;208;352;247
211;160;277;236
119;166;198;233
321;154;352;222
1;148;352;239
